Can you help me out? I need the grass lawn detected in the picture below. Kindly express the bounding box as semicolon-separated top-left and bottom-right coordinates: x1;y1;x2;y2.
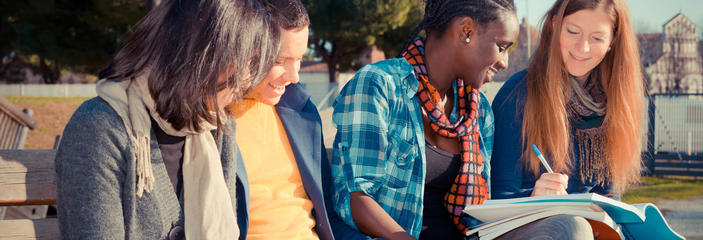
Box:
622;176;703;203
5;96;90;149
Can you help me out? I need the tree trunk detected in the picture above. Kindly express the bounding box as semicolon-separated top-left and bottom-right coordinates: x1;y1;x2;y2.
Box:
314;39;366;83
314;39;339;83
327;45;343;83
327;60;338;83
39;57;59;84
146;0;162;12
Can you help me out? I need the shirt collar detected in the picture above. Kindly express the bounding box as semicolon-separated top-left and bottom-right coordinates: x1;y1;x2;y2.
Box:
276;83;310;111
396;58;420;99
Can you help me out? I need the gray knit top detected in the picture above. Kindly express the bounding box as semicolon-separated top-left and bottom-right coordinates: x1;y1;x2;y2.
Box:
55;97;238;239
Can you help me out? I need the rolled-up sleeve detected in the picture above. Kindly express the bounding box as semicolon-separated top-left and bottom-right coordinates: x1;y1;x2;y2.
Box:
331;68;391;229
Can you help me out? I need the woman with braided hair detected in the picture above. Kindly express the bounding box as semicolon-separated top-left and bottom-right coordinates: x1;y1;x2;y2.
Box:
328;0;530;239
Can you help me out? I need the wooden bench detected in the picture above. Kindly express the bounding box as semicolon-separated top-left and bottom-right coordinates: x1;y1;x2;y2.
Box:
0;96;36;149
0;149;58;239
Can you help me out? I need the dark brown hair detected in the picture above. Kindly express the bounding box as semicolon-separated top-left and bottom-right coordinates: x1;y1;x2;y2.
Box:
99;0;281;131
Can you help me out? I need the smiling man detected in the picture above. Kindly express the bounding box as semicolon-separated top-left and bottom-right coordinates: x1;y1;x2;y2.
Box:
230;0;369;239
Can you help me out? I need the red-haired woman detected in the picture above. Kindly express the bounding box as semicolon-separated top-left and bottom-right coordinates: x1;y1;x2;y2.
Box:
492;0;643;202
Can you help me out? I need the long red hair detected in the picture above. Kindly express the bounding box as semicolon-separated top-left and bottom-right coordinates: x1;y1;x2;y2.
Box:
522;0;643;192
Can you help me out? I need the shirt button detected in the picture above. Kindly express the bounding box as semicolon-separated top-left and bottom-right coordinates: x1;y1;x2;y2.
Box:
168;225;185;240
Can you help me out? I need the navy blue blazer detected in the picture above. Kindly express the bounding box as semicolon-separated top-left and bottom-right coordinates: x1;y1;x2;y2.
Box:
235;83;370;240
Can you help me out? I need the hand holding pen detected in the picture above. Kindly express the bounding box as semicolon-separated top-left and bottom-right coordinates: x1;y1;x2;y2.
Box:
530;144;569;196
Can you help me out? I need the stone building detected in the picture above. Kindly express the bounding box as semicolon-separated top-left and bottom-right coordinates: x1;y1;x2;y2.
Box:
644;13;703;94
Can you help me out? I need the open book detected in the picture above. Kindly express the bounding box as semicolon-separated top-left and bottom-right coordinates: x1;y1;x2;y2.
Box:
463;193;684;240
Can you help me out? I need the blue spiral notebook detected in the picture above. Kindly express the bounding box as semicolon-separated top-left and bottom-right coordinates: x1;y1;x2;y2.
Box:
463;193;684;240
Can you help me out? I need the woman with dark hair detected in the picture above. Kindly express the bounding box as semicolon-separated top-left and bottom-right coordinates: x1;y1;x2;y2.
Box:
329;0;520;239
54;0;279;238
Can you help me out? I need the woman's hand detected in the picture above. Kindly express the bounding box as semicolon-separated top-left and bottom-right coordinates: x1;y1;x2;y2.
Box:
531;173;568;196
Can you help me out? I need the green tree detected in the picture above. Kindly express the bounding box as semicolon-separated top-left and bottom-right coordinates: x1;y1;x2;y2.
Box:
0;0;145;83
303;0;422;82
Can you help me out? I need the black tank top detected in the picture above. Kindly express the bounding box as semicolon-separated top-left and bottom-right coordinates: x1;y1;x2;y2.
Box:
419;140;464;240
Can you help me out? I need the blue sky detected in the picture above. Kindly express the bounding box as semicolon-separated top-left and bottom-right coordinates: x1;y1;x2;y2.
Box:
515;0;703;35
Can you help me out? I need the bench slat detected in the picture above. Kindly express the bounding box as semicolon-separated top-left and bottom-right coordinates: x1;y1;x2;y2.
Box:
0;218;59;239
0;150;57;206
0;97;36;130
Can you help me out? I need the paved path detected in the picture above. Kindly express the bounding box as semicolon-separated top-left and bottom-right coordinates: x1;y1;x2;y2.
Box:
657;198;703;239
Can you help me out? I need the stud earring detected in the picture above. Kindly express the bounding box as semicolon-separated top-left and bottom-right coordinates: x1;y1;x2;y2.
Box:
465;37;471;43
608;47;611;51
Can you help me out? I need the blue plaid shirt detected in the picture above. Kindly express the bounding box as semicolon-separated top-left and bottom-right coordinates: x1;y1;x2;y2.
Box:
330;58;494;238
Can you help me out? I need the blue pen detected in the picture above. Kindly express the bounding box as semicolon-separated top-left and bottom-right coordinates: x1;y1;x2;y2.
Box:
531;144;554;173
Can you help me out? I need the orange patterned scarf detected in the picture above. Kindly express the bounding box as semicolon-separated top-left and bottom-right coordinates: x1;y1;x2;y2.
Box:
401;37;489;235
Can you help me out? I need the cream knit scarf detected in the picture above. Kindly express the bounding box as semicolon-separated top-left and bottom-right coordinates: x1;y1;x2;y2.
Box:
96;74;239;239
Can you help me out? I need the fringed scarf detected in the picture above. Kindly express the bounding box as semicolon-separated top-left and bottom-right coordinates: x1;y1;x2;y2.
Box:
567;74;609;185
96;74;239;239
402;37;489;235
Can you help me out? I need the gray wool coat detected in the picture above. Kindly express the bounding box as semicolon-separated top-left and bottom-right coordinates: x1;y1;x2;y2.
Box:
55;97;239;239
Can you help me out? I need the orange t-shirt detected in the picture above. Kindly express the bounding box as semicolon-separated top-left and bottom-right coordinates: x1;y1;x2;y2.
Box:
232;100;319;240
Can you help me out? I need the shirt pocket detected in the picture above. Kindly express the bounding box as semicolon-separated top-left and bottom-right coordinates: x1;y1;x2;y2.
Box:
384;134;418;189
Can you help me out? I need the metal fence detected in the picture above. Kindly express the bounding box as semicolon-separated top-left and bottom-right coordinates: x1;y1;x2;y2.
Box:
644;93;703;177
